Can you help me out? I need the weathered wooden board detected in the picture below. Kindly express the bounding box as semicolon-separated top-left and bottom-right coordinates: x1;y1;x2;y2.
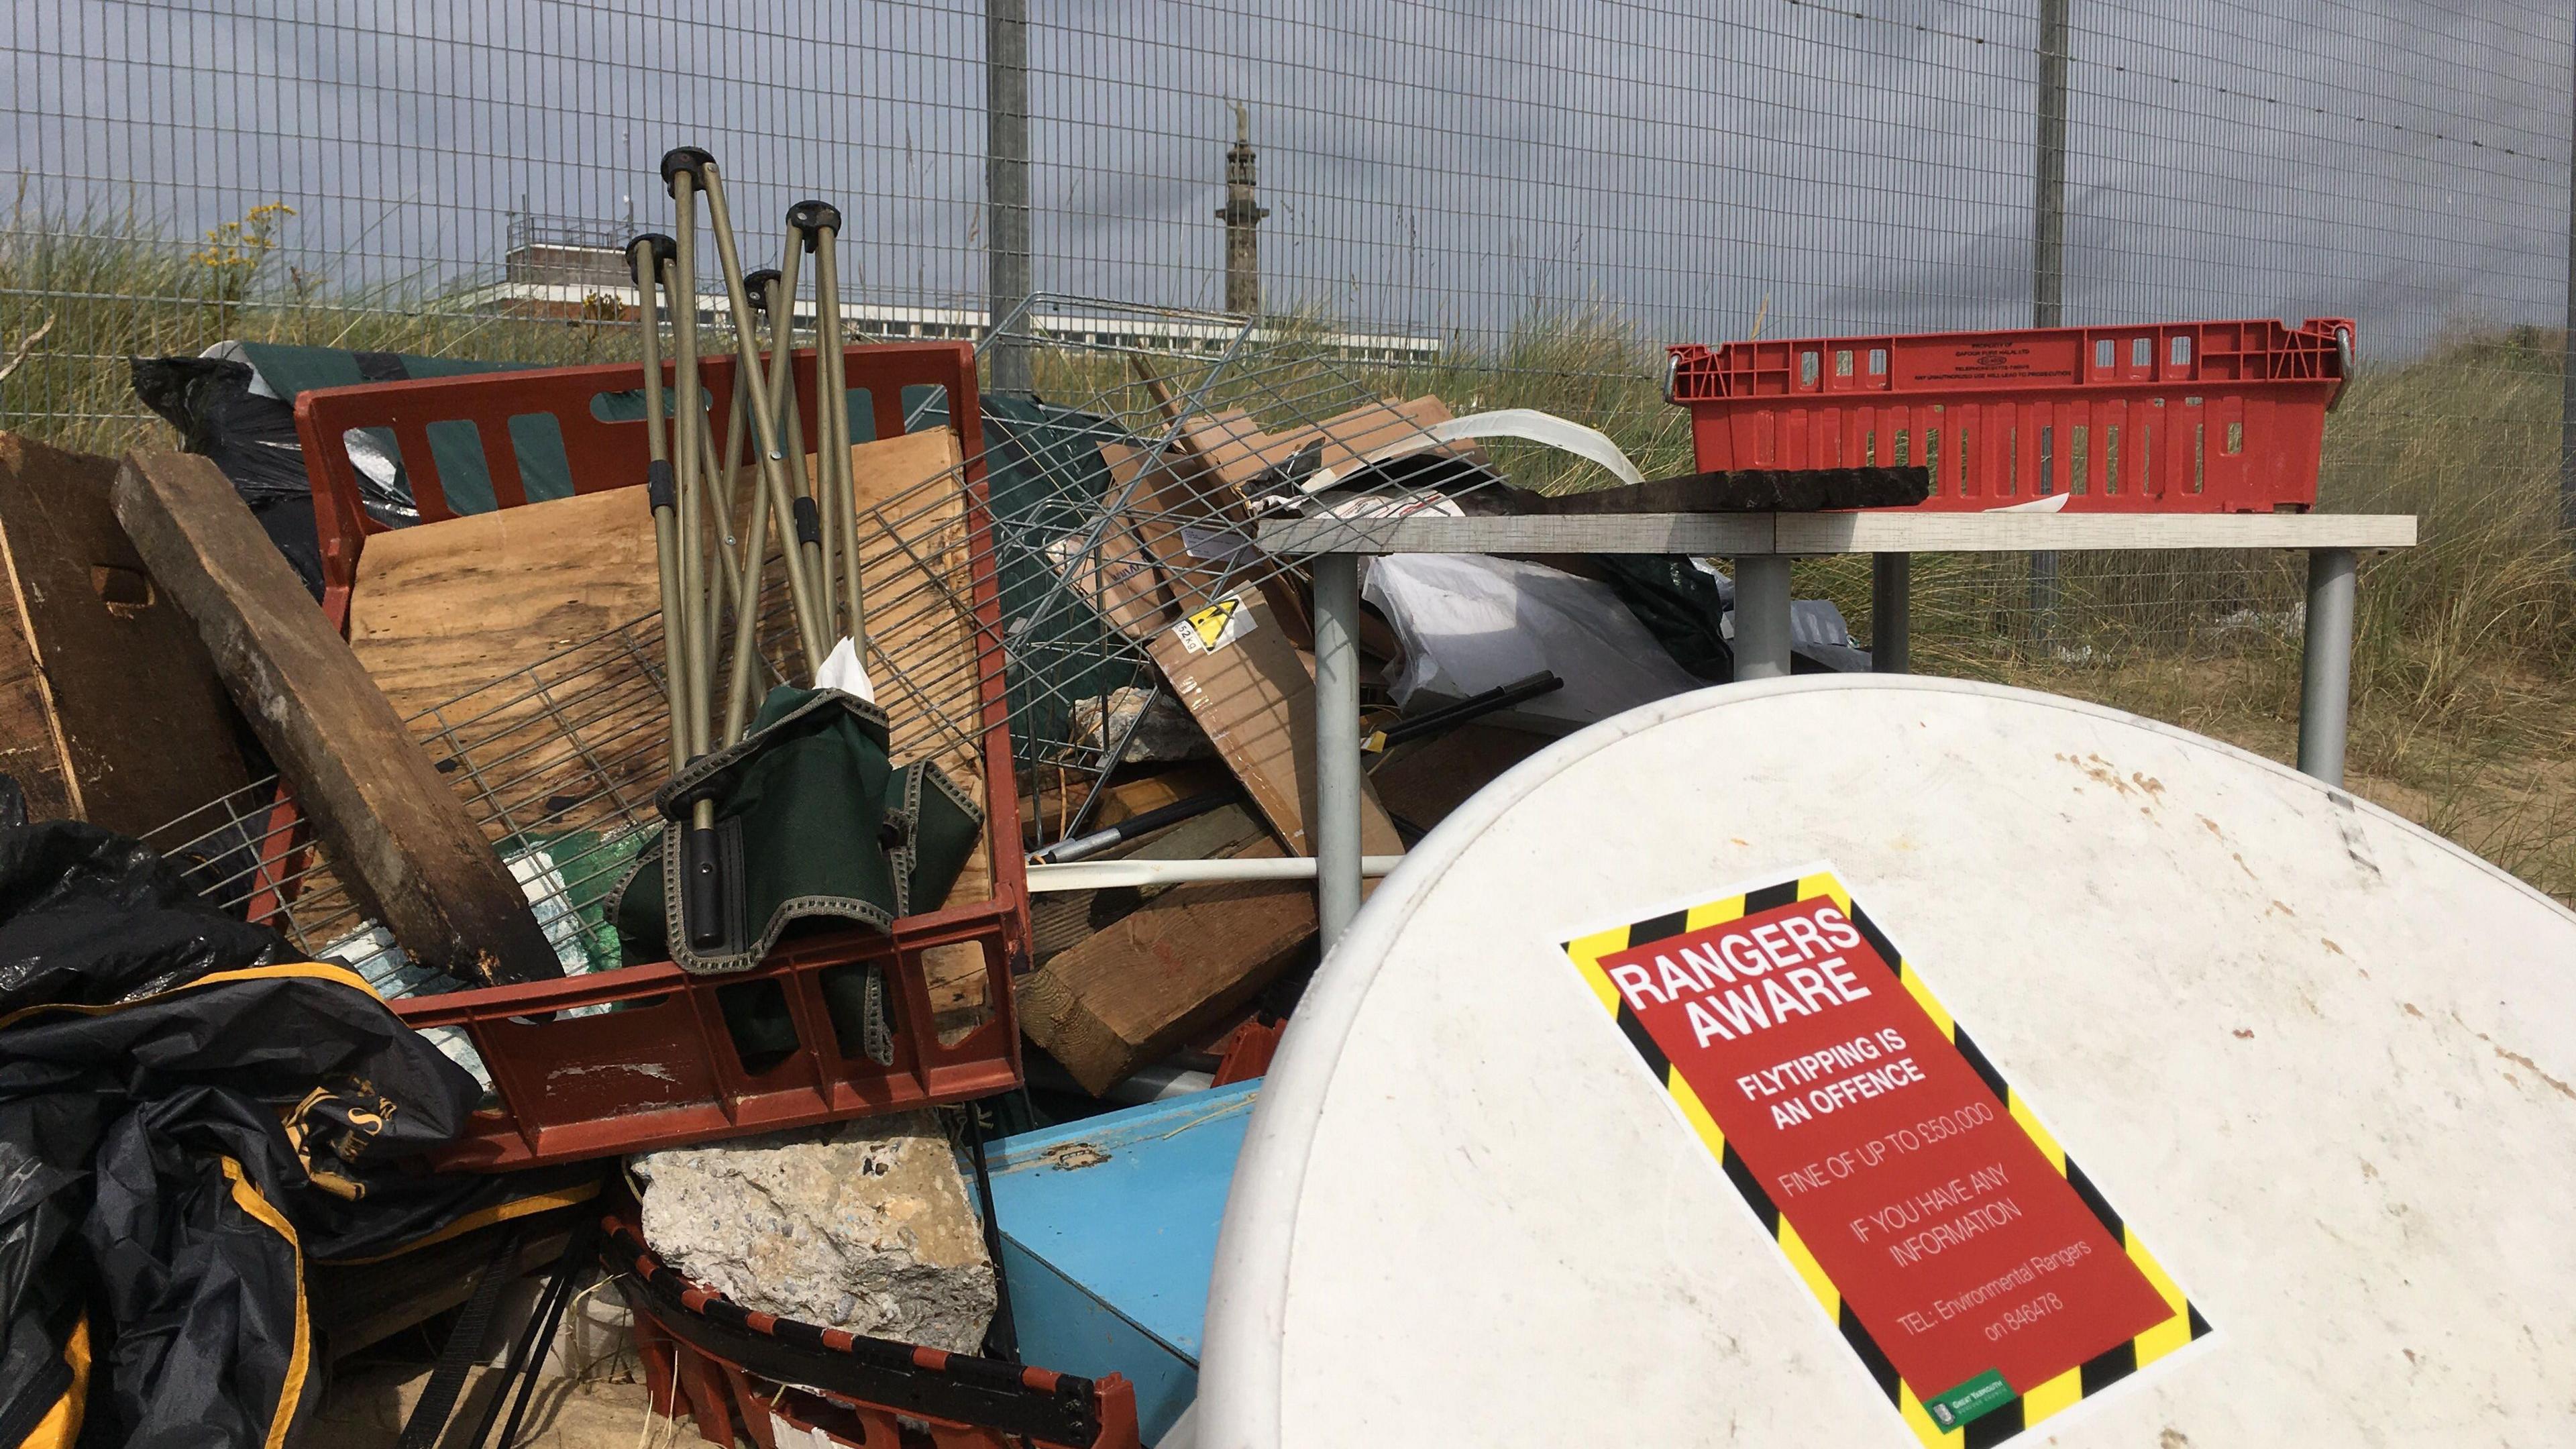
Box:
1016;822;1315;1095
1071;439;1181;637
1016;761;1234;851
113;450;561;984
847;428;993;908
1369;721;1553;833
1256;510;2420;558
0;529;70;822
0;433;252;833
1026;802;1265;965
344;483;672;857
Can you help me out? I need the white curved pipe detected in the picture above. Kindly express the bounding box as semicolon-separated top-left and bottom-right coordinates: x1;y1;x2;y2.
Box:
1301;407;1643;492
1025;855;1406;893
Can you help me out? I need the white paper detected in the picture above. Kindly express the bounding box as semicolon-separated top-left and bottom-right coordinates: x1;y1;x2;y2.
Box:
814;635;876;702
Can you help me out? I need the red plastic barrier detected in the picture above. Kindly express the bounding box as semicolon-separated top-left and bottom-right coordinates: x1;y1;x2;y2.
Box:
1665;317;2353;513
612;1215;1142;1449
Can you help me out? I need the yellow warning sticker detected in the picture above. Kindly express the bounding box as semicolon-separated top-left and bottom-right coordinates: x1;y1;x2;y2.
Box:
1179;595;1253;654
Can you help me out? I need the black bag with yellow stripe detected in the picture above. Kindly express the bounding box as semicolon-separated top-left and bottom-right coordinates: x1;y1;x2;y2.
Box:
0;778;585;1449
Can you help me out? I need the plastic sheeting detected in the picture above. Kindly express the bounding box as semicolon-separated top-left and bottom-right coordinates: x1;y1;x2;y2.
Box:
0;777;592;1448
1363;555;1711;729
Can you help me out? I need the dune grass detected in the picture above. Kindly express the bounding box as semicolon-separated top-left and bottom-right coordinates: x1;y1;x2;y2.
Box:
5;213;2571;899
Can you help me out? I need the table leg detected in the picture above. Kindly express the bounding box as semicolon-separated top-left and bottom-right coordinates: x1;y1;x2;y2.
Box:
2297;547;2356;786
1733;555;1794;681
1871;552;1910;674
1311;553;1364;951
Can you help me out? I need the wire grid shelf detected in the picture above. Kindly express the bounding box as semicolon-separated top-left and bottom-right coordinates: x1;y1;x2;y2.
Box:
146;610;686;970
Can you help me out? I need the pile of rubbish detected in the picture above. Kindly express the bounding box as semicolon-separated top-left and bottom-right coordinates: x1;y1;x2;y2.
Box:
0;146;1924;1449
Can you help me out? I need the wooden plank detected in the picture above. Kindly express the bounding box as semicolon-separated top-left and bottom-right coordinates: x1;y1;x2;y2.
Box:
1371;722;1552;833
1108;436;1236;611
1144;589;1400;858
1258;511;2420;558
847;428;991;910
0;433;252;834
0;511;72;822
1015;828;1316;1095
347;483;663;716
1018;762;1233;850
1260;513;1777;557
1026;802;1265;966
112;451;562;984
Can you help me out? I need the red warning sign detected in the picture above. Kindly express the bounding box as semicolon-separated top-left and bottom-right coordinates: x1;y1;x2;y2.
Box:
1567;872;2197;1440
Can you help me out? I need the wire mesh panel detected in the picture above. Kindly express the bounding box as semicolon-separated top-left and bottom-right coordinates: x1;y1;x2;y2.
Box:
142;301;1553;964
146;610;678;973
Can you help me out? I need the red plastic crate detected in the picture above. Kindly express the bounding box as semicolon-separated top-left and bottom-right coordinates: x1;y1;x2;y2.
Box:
283;342;1028;1169
1665;317;2354;513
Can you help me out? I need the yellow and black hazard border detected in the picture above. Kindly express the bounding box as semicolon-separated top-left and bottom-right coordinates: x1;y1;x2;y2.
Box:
1562;867;2212;1448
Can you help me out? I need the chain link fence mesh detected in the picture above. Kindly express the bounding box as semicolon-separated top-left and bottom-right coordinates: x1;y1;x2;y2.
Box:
5;0;2573;747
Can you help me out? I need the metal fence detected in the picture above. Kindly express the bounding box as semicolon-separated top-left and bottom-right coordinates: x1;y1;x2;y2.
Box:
5;0;2573;660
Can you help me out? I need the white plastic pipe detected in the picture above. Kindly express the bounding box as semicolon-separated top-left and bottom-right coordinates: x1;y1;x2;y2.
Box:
1299;407;1644;492
1026;855;1406;894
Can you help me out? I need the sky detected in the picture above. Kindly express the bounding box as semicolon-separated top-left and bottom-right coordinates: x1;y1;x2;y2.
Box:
5;0;2569;358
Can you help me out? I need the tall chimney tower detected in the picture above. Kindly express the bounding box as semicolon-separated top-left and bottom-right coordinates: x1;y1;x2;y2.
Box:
1217;100;1268;315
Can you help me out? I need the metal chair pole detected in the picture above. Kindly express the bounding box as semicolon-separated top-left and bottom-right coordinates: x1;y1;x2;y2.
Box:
625;233;686;773
659;182;710;761
798;201;866;651
663;147;828;675
750;262;835;644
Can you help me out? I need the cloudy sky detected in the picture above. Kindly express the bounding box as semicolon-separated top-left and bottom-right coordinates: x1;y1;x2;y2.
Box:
7;0;2569;357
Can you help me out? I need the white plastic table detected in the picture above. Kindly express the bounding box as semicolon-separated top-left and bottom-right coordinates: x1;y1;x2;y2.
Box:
1197;677;2574;1448
1256;510;2416;948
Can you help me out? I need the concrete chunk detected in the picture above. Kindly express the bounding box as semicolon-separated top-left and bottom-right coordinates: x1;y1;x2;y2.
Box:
633;1112;996;1354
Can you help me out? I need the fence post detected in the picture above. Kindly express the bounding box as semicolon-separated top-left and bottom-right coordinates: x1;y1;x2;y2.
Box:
985;0;1032;396
2029;0;2070;643
2562;7;2576;539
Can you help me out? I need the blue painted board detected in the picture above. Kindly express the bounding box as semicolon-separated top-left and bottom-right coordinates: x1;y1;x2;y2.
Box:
987;1081;1258;1444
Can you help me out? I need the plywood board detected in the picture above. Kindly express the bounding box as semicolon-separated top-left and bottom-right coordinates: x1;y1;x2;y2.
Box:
347;484;663;716
1144;589;1399;858
345;484;672;853
1178;396;1458;496
1065;439;1177;637
845;428;1001;1035
0;521;72;822
1017;761;1233;851
1016;828;1314;1094
1256;510;2420;559
1370;721;1553;833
